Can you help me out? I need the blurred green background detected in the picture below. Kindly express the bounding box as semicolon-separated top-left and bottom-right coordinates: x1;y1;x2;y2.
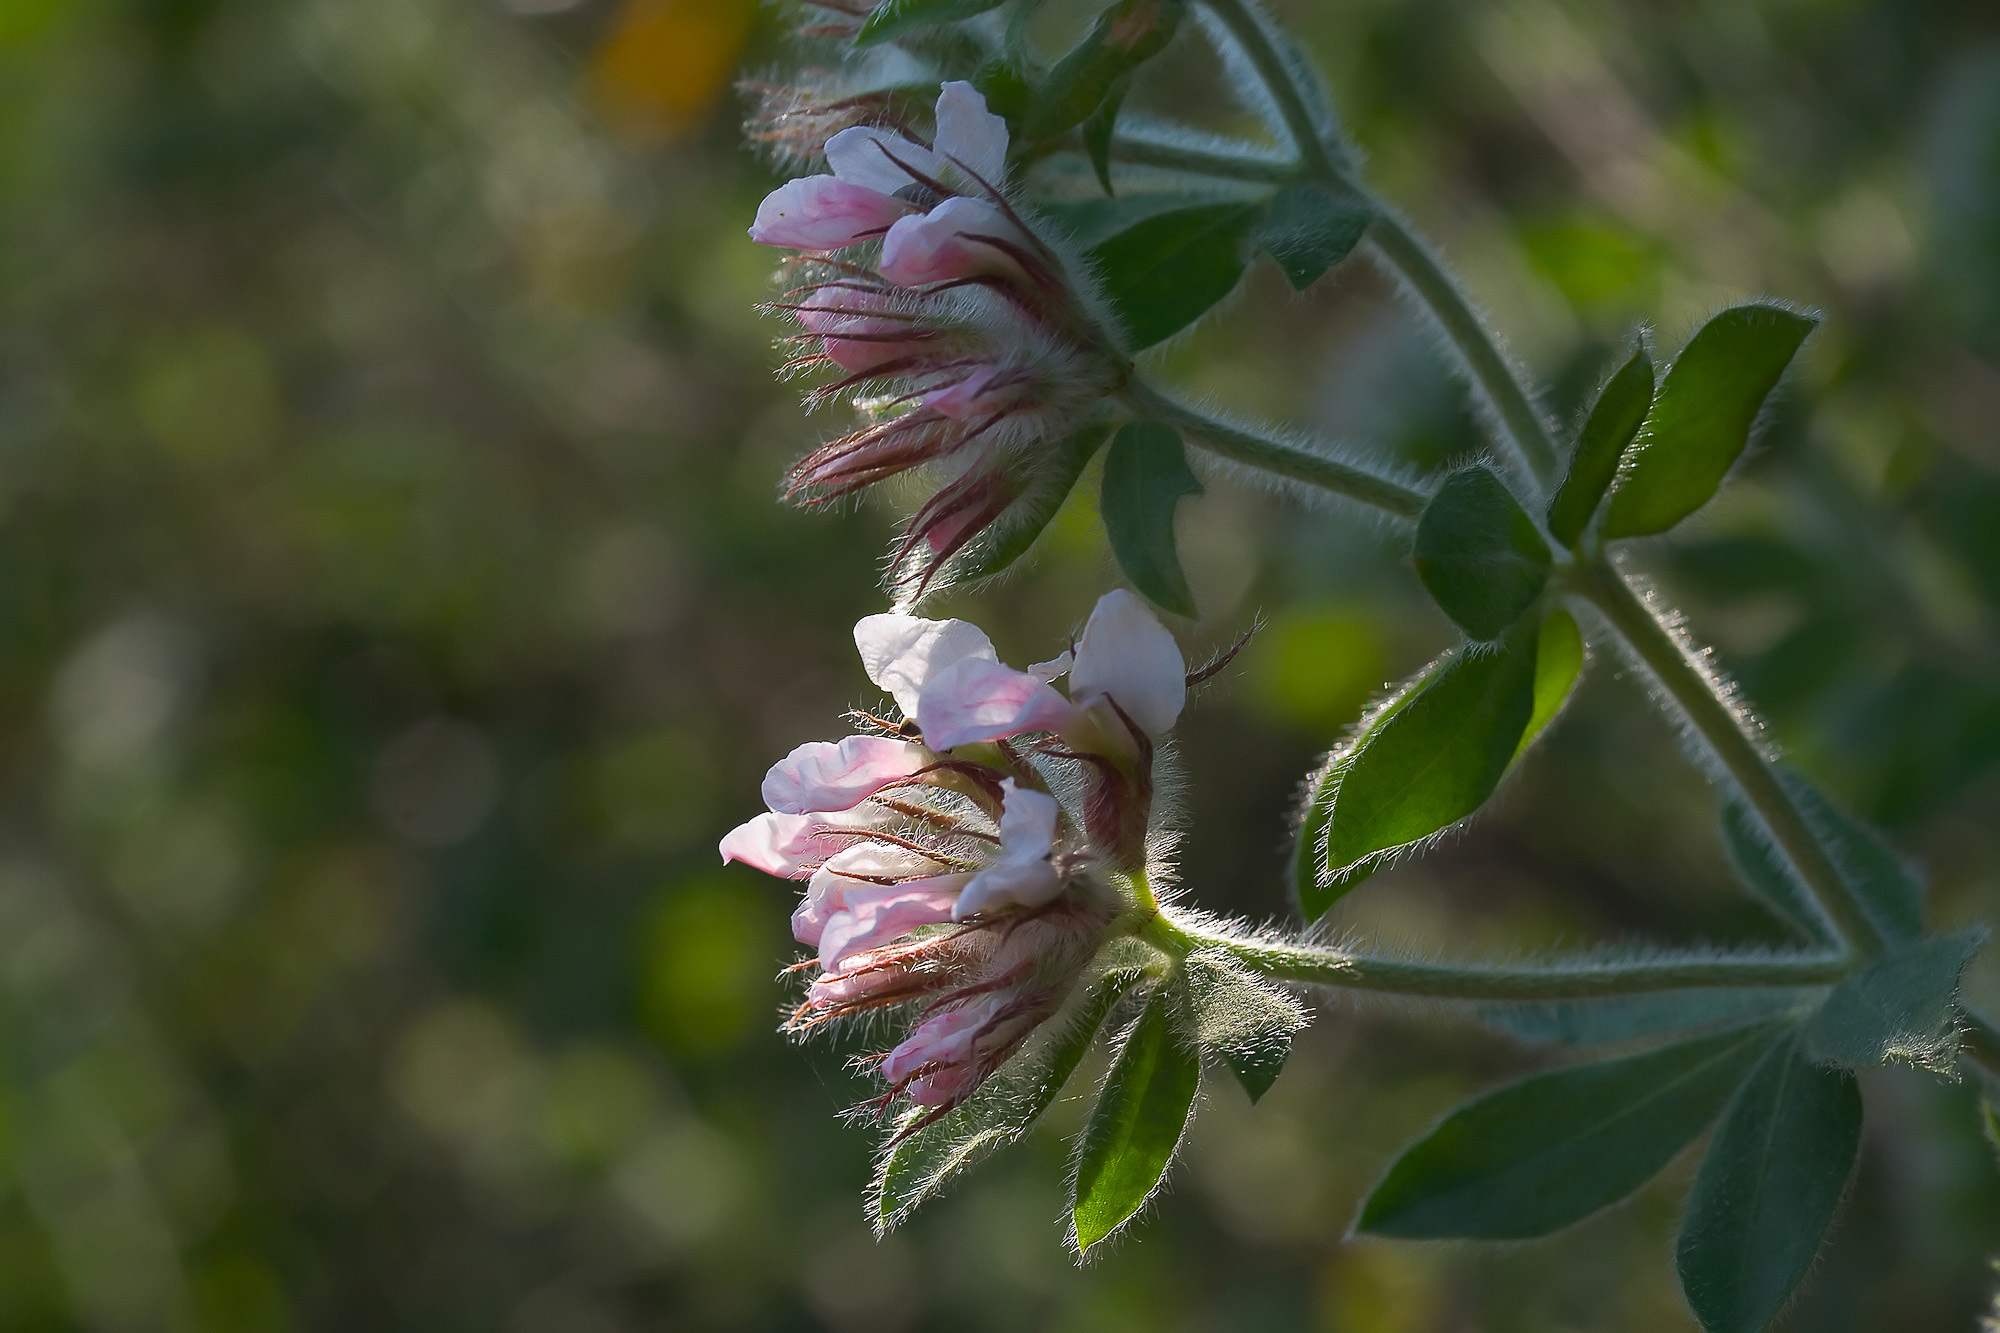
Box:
2;0;2000;1328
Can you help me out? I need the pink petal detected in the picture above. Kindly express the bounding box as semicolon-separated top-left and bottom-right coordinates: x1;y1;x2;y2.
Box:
880;998;1000;1084
952;781;1063;918
915;656;1078;751
825;126;939;195
719;807;888;878
797;287;929;375
748;175;912;250
853;612;996;717
761;735;930;815
921;365;1020;420
1069;589;1186;738
878;197;1023;287
817;879;966;970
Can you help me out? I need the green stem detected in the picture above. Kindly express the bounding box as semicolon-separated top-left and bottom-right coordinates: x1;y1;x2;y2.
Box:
1148;912;1847;999
1124;380;1429;519
1569;560;1891;956
1198;0;1339;177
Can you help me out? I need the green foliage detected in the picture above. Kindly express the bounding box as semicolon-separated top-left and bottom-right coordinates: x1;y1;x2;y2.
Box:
1358;1023;1782;1240
1100;422;1202;615
1257;183;1371;290
1547;346;1654;546
874;968;1141;1231
1719;799;1840;946
1298;621;1539;917
1805;930;1983;1073
1777;769;1925;943
1676;1036;1862;1333
1081;80;1126;194
1022;0;1186;142
1516;608;1584;755
1413;466;1551;641
1178;950;1307;1102
951;421;1110;583
1086;201;1264;349
1070;980;1201;1253
1478;988;1816;1048
854;0;1007;46
1604;305;1818;537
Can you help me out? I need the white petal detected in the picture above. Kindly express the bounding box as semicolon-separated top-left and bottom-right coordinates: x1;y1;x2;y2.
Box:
995;780;1060;860
1024;650;1073;682
914;657;1077;751
933;80;1008;189
854;613;996;717
1068;589;1187;738
952;780;1062;919
825;125;938;195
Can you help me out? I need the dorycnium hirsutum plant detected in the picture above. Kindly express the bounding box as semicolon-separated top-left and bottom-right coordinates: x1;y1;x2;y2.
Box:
725;0;1999;1323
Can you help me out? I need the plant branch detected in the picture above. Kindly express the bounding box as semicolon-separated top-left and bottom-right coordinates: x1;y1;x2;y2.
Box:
1123;379;1429;520
1568;560;1891;956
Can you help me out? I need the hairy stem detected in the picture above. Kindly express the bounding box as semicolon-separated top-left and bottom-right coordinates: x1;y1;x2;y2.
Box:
1568;560;1891;955
1148;912;1848;999
1124;379;1429;519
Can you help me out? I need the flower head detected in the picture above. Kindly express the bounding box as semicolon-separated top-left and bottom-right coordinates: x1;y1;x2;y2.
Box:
720;591;1196;1125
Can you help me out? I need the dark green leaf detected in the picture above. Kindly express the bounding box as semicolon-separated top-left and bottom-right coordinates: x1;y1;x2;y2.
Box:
969;59;1034;127
1719;798;1839;946
1087;202;1263;349
1982;1098;2000;1170
1179;951;1307;1103
1319;621;1540;892
1515;608;1583;756
1603;304;1817;537
1547;346;1654;546
1776;768;1924;942
1022;0;1185;141
1101;422;1201;616
854;0;1007;46
1358;1023;1782;1239
1071;981;1201;1253
1676;1035;1861;1333
1257;183;1371;290
1081;78;1126;194
1479;989;1816;1048
1805;930;1982;1073
1037;190;1235;248
1413;466;1552;641
872;967;1140;1231
950;421;1109;583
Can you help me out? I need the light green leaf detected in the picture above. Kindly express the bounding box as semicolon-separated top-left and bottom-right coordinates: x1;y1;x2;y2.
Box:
1070;981;1201;1253
1478;989;1816;1048
1358;1022;1782;1239
1413;466;1552;641
1719;798;1839;946
1179;951;1307;1103
1805;930;1983;1073
855;0;1007;47
949;421;1109;583
1676;1034;1861;1333
1087;201;1263;349
1101;422;1201;616
1604;304;1817;537
872;967;1140;1232
1022;0;1185;141
1515;608;1583;757
1775;768;1924;943
1547;346;1654;546
1256;183;1371;290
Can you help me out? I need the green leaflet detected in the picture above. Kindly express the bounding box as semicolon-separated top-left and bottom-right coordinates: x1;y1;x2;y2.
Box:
1256;182;1371;290
1805;929;1983;1073
1547;346;1654;546
1603;304;1817;537
1178;950;1306;1103
854;0;1007;46
1317;621;1540;899
1719;797;1840;946
1100;421;1201;616
1515;608;1583;757
1087;201;1264;349
1081;77;1128;195
1070;980;1201;1253
1676;1034;1862;1333
1357;1022;1783;1239
1775;767;1924;943
948;421;1109;584
1478;988;1816;1048
1022;0;1185;142
871;967;1141;1232
1413;466;1552;641
1037;190;1238;249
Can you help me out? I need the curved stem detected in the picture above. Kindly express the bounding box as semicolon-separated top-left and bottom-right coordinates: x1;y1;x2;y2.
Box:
1150;913;1849;999
1568;560;1891;956
1124;380;1429;519
1199;0;1338;177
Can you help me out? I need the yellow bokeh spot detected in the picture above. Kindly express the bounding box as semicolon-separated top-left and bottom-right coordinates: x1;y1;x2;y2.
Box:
588;0;756;142
1250;607;1390;733
640;876;773;1057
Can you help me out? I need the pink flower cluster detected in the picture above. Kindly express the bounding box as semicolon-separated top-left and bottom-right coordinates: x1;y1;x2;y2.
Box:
748;81;1120;595
720;591;1188;1123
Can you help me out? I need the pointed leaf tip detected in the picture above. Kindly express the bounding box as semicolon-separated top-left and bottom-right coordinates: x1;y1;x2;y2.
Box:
1070;982;1200;1253
1101;422;1201;617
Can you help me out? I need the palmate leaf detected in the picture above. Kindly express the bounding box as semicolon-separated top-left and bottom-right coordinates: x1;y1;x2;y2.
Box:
1413;466;1552;641
1070;979;1201;1253
1676;1033;1862;1333
1357;1022;1783;1239
1804;929;1983;1073
871;967;1141;1232
1547;345;1654;546
1086;201;1265;349
1100;421;1201;616
1178;950;1307;1103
